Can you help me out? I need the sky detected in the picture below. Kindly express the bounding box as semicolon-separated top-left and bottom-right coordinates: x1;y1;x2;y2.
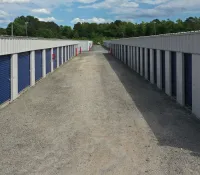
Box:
0;0;200;28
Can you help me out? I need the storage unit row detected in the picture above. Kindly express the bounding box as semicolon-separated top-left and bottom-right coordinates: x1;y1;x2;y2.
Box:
104;35;200;119
0;44;78;107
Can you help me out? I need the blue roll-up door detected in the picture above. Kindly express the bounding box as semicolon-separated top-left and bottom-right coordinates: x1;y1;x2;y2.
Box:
73;45;75;56
124;45;126;64
116;45;118;58
71;46;73;58
132;47;134;69
63;47;65;62
18;52;30;93
0;55;11;104
123;45;125;63
59;47;62;65
35;50;43;82
46;49;51;74
114;44;115;57
184;53;192;108
69;46;71;59
123;45;126;64
138;48;141;74
122;45;124;63
118;45;121;60
148;49;150;81
119;45;121;60
72;45;74;57
70;46;72;58
161;50;165;91
66;46;68;60
135;47;137;70
154;49;157;84
126;46;128;65
143;48;145;76
119;45;121;61
120;45;122;62
171;52;177;98
130;46;132;67
121;46;122;61
117;45;118;59
68;46;69;60
53;48;57;69
119;46;121;61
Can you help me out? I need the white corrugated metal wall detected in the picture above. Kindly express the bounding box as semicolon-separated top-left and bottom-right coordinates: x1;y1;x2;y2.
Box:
77;40;93;52
0;37;79;56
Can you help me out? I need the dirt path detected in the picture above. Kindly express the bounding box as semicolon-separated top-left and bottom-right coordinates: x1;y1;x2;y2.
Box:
1;46;200;175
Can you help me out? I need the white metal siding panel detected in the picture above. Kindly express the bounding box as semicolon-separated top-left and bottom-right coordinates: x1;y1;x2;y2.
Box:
140;47;143;76
144;48;148;80
108;32;200;54
176;52;185;106
157;50;162;89
0;38;79;56
77;41;92;51
150;49;154;83
165;51;171;96
192;54;200;119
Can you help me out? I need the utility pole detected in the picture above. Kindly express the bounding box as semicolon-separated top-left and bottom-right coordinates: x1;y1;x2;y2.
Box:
154;22;156;35
11;23;13;36
25;22;28;37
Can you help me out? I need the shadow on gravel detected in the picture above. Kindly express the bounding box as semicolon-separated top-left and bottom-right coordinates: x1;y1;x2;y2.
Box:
103;53;200;156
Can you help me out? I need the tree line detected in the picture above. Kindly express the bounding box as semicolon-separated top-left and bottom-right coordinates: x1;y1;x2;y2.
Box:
0;16;200;44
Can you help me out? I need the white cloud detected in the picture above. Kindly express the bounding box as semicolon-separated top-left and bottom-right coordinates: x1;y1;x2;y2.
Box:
0;10;10;25
0;0;200;28
0;0;30;3
131;0;200;18
79;0;200;20
0;19;11;23
79;0;139;9
135;0;169;5
71;17;112;24
29;0;97;8
77;0;97;3
32;8;50;14
37;16;63;22
0;0;100;26
157;0;200;12
38;17;56;22
0;10;9;17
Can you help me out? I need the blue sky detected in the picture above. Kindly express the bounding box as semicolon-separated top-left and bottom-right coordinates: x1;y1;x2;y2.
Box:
0;0;200;28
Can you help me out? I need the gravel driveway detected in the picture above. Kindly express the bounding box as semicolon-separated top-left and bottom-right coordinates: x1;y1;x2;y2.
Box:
1;45;200;175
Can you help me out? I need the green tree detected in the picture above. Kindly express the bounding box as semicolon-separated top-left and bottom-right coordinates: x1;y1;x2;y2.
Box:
2;15;200;44
60;25;73;38
0;28;7;35
73;30;79;38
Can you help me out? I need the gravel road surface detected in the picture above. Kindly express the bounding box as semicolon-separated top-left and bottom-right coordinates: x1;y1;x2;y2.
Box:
1;45;200;175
